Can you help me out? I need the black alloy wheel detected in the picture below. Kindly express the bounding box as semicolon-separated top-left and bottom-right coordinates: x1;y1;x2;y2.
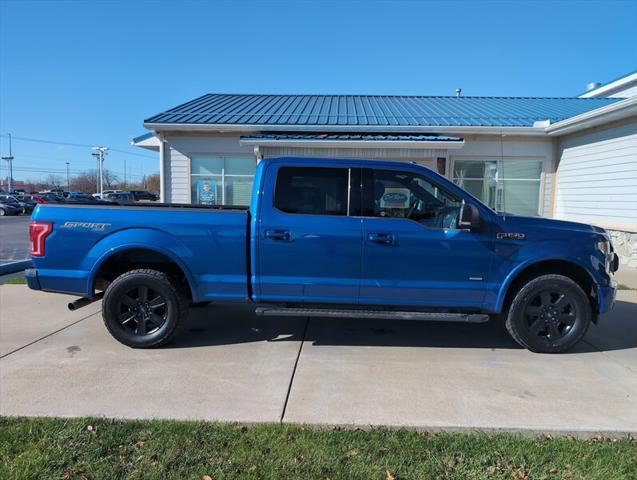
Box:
116;285;168;336
524;289;577;341
505;274;592;353
102;269;188;348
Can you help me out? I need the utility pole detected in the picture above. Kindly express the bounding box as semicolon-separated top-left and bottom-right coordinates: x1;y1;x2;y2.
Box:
66;162;70;191
1;133;15;192
124;158;127;189
91;146;108;196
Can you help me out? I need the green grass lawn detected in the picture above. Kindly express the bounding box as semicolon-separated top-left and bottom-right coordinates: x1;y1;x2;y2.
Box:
1;418;634;479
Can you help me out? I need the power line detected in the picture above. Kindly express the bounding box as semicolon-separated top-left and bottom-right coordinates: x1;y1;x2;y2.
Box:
0;134;158;160
1;166;147;180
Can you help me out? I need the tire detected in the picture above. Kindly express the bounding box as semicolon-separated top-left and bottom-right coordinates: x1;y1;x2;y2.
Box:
505;274;591;353
102;269;188;348
0;208;5;216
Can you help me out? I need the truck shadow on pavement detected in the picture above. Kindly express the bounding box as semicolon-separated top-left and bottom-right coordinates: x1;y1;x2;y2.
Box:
168;299;637;353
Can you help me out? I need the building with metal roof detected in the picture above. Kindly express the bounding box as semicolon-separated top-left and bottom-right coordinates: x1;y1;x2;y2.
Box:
134;72;637;268
143;94;619;129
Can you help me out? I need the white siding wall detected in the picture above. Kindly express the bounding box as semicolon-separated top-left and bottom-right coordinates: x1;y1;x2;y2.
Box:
166;147;190;203
555;121;637;231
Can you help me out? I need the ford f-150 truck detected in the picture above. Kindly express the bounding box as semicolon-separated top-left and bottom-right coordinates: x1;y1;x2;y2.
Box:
26;157;619;353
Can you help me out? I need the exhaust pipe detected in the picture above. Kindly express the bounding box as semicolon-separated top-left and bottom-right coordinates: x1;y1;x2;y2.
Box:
68;292;104;311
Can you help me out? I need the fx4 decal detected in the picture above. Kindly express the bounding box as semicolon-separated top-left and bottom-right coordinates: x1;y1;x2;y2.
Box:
497;232;526;240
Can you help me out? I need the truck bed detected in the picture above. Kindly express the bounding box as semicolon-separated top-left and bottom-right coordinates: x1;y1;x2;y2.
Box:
30;203;250;302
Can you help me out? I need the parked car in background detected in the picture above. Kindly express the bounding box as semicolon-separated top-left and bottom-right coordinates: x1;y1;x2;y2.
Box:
0;197;22;216
130;190;158;201
25;193;65;204
92;190;123;200
1;194;35;214
0;194;29;214
103;192;135;204
40;188;65;195
65;193;114;205
15;195;38;213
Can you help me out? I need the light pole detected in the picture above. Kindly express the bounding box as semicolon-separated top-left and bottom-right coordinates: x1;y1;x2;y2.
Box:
91;146;108;196
1;133;15;192
66;162;70;191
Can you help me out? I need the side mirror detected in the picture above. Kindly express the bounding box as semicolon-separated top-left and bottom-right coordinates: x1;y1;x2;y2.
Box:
459;203;481;231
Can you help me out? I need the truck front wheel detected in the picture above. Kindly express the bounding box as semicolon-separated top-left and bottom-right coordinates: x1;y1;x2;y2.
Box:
505;274;592;353
102;269;188;348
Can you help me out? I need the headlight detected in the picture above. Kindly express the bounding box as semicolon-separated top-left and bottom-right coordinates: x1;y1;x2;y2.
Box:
597;240;611;255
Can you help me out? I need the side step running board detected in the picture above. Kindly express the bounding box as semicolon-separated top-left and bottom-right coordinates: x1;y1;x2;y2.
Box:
255;307;489;323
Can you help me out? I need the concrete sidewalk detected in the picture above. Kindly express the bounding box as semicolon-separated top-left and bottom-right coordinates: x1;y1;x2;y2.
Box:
1;285;635;436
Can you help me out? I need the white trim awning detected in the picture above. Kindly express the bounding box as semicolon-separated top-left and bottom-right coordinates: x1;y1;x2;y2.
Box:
239;133;465;150
131;132;161;151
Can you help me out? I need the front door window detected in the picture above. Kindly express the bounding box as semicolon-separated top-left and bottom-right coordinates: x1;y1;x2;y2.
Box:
371;169;463;229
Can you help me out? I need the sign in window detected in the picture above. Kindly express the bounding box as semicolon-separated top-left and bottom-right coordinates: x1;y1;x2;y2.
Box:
190;156;256;206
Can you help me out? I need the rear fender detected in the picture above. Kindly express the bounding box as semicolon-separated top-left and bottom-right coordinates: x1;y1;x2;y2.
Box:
83;228;198;301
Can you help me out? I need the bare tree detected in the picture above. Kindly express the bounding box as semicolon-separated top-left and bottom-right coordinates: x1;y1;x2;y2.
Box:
44;174;64;189
145;173;160;194
69;169;120;193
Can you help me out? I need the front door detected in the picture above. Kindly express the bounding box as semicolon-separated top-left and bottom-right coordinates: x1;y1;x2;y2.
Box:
256;164;362;304
360;167;492;309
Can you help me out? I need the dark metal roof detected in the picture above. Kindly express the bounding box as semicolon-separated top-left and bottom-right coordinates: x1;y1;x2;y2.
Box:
240;133;463;142
144;94;620;128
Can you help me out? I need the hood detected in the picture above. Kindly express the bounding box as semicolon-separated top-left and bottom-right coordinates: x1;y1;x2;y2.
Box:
498;214;607;235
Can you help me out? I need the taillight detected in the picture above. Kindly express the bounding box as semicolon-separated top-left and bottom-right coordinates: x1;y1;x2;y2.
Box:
30;221;53;257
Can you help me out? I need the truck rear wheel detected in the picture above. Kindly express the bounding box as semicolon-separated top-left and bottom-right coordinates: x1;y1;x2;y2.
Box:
102;269;188;348
505;274;591;353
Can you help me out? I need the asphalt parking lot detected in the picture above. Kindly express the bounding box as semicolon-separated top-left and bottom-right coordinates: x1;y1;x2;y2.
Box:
1;284;635;436
0;215;30;265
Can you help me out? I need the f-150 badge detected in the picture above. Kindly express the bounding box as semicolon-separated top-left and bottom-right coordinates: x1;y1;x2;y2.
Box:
497;232;525;240
61;221;111;232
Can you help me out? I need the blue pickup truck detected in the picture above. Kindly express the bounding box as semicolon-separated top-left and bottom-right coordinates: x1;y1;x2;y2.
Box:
26;157;618;353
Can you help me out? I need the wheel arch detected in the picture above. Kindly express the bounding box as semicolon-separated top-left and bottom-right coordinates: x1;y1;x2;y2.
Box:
496;259;599;316
89;246;196;301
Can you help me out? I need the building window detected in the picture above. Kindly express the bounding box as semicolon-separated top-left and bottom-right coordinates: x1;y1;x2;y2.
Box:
190;156;255;206
453;159;542;216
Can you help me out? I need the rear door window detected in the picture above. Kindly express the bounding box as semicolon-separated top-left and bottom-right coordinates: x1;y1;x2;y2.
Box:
274;167;350;216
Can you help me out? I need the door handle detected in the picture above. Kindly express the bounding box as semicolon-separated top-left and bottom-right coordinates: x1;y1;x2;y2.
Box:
264;229;292;241
367;232;395;245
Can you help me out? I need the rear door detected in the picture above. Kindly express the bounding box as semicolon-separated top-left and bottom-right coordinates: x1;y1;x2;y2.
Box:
360;167;493;309
255;163;362;304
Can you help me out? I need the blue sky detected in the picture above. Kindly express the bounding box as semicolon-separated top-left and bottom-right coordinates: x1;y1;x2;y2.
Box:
1;0;636;184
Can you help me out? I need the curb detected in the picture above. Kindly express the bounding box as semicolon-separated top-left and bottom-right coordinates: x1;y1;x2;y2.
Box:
0;260;32;275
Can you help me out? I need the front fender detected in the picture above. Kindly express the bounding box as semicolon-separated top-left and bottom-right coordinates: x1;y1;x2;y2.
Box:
84;227;198;301
490;239;603;313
